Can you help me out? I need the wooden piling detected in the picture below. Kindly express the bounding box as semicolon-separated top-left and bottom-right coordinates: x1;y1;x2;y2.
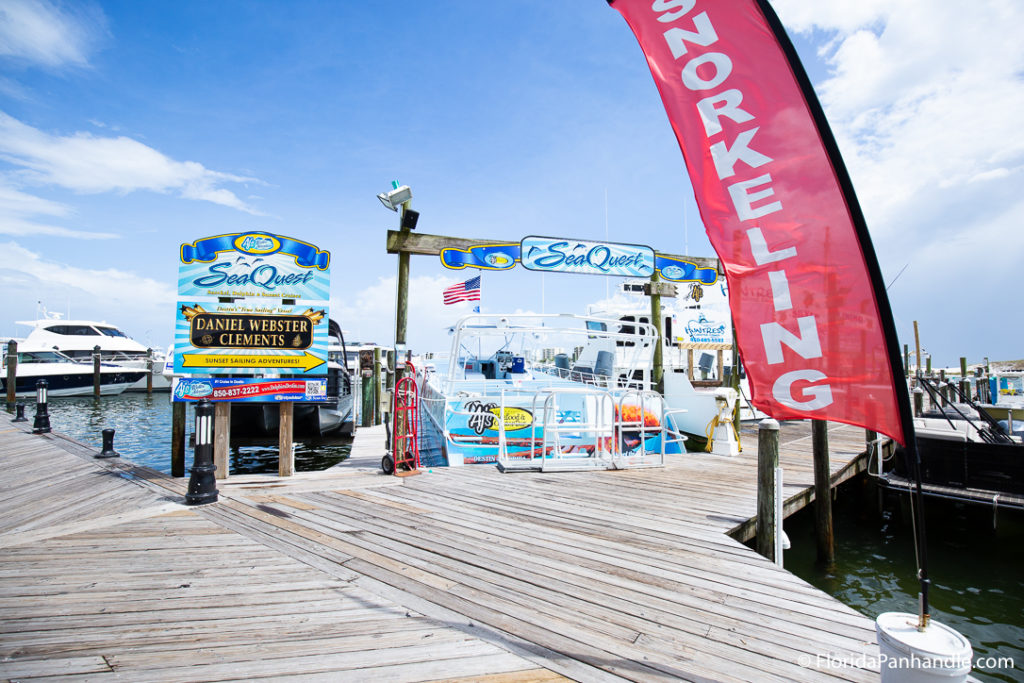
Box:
146;348;154;394
171;401;186;477
913;320;921;375
373;347;382;426
756;418;780;563
959;357;969;400
865;429;878;475
278;402;294;477
812;420;834;566
649;271;663;392
92;345;101;397
361;369;373;428
914;386;924;417
213;402;230;480
5;339;15;411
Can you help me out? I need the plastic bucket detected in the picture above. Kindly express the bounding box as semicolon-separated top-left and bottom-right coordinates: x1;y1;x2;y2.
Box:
875;613;973;682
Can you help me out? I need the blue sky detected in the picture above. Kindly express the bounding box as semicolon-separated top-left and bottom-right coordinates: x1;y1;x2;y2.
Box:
2;0;1022;369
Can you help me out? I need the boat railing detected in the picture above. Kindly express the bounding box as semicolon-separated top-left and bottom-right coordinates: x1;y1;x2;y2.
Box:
611;389;686;469
918;378;1015;445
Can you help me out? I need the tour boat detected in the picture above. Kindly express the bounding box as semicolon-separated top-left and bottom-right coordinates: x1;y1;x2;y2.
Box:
227;318;355;438
419;313;687;469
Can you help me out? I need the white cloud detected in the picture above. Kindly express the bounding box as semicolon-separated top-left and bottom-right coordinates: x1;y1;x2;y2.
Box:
770;0;1024;363
0;0;106;69
0;184;117;238
0;241;177;343
331;274;481;353
0;112;263;214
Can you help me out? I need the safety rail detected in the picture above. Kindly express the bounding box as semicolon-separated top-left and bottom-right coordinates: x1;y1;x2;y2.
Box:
610;390;683;469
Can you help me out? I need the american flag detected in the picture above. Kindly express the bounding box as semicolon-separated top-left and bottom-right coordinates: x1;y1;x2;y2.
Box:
443;276;481;305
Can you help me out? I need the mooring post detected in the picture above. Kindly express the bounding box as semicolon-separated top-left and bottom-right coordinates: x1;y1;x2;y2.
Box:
185;399;218;505
213;402;230;481
13;403;27;422
812;420;835;566
92;345;101;397
361;362;373;428
146;348;154;394
865;429;878;473
373;347;382;426
278;402;294;477
649;270;663;393
756;418;780;563
5;339;16;412
32;379;51;434
913;320;921;375
914;386;924;417
95;428;119;458
171;401;186;477
903;344;910;377
959;357;969;400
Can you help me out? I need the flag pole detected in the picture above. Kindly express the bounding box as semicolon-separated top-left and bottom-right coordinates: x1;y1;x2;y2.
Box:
754;0;929;629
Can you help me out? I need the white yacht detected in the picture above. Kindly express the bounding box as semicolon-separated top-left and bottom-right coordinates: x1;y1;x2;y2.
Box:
1;347;147;397
14;313;170;391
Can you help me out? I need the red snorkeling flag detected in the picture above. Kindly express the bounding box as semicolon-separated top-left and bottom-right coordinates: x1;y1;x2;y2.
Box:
610;0;906;444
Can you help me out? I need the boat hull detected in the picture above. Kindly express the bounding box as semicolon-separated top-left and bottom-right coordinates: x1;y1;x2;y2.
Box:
2;367;147;398
894;436;1024;496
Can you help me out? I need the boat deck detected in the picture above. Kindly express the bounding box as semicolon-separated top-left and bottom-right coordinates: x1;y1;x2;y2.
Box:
0;417;881;681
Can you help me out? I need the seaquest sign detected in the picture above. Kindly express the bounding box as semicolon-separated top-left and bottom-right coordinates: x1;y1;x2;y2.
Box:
441;240;717;284
521;236;654;277
174;302;328;374
179;231;330;300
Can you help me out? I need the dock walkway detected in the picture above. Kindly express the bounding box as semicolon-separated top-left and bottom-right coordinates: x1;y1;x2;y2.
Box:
0;418;881;681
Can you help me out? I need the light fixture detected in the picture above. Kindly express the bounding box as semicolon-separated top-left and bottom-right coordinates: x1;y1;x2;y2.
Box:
377;184;413;212
400;208;419;230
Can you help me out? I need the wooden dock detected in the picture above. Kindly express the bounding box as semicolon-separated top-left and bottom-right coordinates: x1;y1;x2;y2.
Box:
0;417;882;681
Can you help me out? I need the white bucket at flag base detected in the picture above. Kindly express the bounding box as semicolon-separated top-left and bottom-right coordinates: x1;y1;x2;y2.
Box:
875;613;973;682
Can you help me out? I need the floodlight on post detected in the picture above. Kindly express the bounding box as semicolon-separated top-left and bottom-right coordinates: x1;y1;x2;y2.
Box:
377;184;413;212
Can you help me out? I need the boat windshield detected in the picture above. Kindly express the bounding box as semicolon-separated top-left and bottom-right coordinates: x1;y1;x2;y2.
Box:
43;325;101;336
96;326;129;338
443;313;657;390
17;350;77;364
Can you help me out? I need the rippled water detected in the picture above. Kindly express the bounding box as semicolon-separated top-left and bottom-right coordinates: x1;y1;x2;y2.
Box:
783;478;1023;682
33;392;350;475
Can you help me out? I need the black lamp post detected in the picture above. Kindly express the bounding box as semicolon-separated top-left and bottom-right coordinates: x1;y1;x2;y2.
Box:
185;399;218;505
32;379;51;434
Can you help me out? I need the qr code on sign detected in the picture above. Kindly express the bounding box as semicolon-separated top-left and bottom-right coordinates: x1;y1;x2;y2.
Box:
306;380;327;398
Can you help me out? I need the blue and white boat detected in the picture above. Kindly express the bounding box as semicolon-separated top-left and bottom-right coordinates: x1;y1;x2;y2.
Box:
420;313;687;470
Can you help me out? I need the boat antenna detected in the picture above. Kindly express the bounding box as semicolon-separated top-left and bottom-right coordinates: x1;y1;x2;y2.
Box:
886;262;910;291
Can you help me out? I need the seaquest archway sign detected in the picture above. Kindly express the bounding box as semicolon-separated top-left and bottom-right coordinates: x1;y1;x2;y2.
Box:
175;232;330;375
440;235;717;284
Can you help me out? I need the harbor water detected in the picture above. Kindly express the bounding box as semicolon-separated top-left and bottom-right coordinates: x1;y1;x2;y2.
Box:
21;394;1023;680
35;393;350;475
783;477;1023;682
